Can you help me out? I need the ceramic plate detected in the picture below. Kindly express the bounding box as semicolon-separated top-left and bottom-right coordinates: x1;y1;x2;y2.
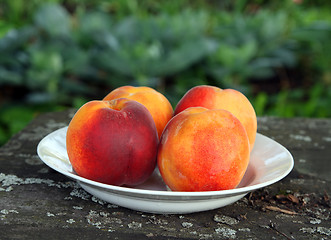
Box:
37;127;294;214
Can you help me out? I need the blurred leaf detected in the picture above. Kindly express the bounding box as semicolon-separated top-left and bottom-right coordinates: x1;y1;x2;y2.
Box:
79;11;112;34
94;11;217;77
34;3;71;37
77;11;117;49
73;97;89;109
0;68;22;85
0;126;8;146
208;10;302;88
26;49;63;95
0;27;36;86
0;27;35;53
0;20;14;38
253;92;268;116
0;106;35;135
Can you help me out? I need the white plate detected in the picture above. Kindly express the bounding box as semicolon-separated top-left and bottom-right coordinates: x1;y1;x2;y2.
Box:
37;127;294;214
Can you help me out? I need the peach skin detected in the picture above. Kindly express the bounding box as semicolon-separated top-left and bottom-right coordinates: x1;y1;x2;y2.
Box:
66;98;158;186
157;107;250;192
174;85;257;150
103;86;173;139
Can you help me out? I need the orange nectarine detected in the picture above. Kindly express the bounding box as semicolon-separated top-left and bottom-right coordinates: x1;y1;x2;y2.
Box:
157;107;250;192
174;85;257;150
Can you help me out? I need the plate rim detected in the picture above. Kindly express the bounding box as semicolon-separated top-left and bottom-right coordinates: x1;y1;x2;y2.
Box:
37;126;294;199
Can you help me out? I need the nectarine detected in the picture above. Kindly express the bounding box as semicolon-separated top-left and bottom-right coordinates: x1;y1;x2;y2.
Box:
103;86;173;139
66;98;158;186
157;107;250;192
174;85;257;150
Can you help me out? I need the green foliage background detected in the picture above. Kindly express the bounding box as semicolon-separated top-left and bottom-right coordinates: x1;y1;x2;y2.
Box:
0;0;330;146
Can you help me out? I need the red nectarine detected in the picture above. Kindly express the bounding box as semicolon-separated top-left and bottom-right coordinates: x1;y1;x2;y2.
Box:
66;98;159;186
103;86;173;139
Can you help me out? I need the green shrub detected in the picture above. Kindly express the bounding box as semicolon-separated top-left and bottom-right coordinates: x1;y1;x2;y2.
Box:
0;1;330;146
207;10;297;91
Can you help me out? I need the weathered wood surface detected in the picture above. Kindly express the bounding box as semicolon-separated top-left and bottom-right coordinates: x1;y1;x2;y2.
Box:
1;110;330;240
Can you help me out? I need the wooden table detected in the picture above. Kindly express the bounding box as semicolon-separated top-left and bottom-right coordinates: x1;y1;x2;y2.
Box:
1;110;330;239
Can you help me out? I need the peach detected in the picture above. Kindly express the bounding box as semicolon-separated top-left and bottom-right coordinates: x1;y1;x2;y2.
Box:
66;98;158;186
157;107;250;191
103;86;173;139
174;85;257;150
